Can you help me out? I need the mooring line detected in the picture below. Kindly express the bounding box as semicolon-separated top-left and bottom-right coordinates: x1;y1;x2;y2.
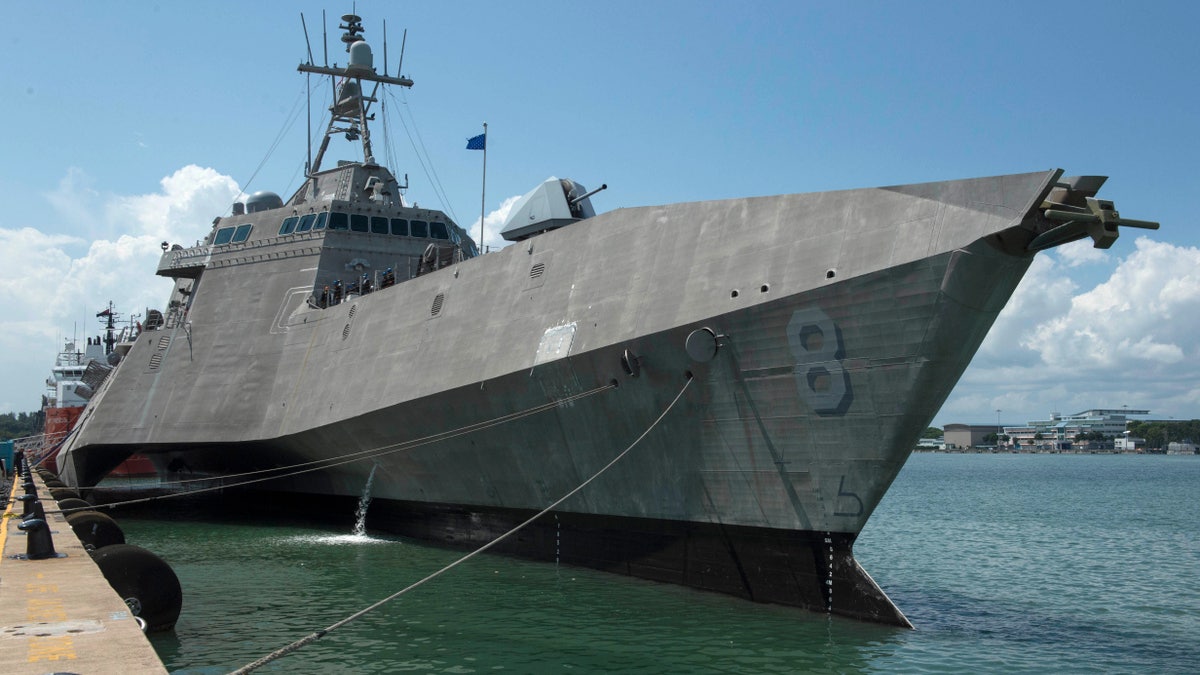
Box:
47;382;618;515
227;374;693;675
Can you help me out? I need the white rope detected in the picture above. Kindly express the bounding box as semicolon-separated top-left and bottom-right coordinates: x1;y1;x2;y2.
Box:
238;85;308;199
386;88;458;222
227;374;693;675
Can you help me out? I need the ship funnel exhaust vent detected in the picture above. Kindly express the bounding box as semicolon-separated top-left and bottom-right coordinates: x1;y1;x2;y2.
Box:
530;262;545;279
431;293;445;317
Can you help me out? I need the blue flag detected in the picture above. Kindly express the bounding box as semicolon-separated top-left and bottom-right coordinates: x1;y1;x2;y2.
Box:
466;133;486;150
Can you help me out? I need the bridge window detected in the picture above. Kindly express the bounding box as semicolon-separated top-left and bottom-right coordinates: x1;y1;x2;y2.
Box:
213;226;236;245
314;212;328;230
278;216;299;235
296;214;316;232
430;222;449;240
391;218;409;236
371;216;389;234
328;212;349;230
231;223;253;243
350;214;369;232
411;220;429;238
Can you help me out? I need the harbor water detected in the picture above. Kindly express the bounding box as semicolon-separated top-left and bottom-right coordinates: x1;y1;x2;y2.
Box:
105;453;1198;673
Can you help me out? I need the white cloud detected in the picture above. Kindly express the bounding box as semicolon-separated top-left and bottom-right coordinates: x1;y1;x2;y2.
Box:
1031;238;1199;371
107;165;239;243
467;194;522;253
1055;238;1107;267
0;166;239;413
936;237;1200;426
973;254;1077;368
44;168;104;233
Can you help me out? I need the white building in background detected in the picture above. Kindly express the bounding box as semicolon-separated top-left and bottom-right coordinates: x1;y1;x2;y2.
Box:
915;437;946;450
1167;441;1198;455
1115;435;1144;452
1002;409;1150;451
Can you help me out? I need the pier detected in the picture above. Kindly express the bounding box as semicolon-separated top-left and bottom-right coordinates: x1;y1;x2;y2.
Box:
0;466;167;674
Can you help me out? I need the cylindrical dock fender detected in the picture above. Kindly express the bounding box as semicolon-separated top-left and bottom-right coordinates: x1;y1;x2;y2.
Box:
65;510;126;550
56;497;96;514
49;487;81;501
44;479;68;489
93;544;183;632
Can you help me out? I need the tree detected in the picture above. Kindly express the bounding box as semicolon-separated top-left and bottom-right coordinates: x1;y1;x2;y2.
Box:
0;412;43;441
922;426;943;438
1125;419;1200;451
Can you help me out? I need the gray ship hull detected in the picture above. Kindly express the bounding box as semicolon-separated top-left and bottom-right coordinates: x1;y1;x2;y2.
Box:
60;169;1065;624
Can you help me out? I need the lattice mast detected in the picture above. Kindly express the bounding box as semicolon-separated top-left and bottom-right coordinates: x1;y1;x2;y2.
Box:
298;13;413;175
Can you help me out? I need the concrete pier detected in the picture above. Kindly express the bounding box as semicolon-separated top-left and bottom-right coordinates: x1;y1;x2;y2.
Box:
0;469;168;674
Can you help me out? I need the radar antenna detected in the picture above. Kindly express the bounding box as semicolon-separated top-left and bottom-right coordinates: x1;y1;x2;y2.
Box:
299;13;414;175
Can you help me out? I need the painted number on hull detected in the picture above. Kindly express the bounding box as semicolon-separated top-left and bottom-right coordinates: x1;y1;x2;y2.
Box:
833;475;864;517
787;308;853;415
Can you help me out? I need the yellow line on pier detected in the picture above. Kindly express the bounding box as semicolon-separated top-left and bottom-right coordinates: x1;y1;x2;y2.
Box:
0;471;169;673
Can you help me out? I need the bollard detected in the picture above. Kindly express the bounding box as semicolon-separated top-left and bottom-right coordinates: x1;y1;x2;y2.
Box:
17;518;58;560
17;494;39;517
22;499;46;523
23;479;37;496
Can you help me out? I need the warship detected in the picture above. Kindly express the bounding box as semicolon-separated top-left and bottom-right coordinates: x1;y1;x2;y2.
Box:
57;13;1158;625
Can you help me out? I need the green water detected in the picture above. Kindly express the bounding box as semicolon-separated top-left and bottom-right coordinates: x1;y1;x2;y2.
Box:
108;453;1199;673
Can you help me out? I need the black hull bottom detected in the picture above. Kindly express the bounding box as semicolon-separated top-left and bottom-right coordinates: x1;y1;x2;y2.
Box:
249;490;911;627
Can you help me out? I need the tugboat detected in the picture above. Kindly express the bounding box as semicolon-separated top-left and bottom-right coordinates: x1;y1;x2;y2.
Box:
56;12;1158;625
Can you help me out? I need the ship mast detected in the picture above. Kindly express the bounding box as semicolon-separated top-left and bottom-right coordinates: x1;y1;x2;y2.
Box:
299;13;413;175
95;301;118;356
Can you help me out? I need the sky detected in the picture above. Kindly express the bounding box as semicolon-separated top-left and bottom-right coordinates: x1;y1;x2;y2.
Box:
1;1;1197;429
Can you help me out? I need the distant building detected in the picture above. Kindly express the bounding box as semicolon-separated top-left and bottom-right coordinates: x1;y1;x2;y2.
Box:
915;437;946;450
1167;441;1198;455
1003;409;1149;451
943;423;1000;450
1115;435;1144;452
